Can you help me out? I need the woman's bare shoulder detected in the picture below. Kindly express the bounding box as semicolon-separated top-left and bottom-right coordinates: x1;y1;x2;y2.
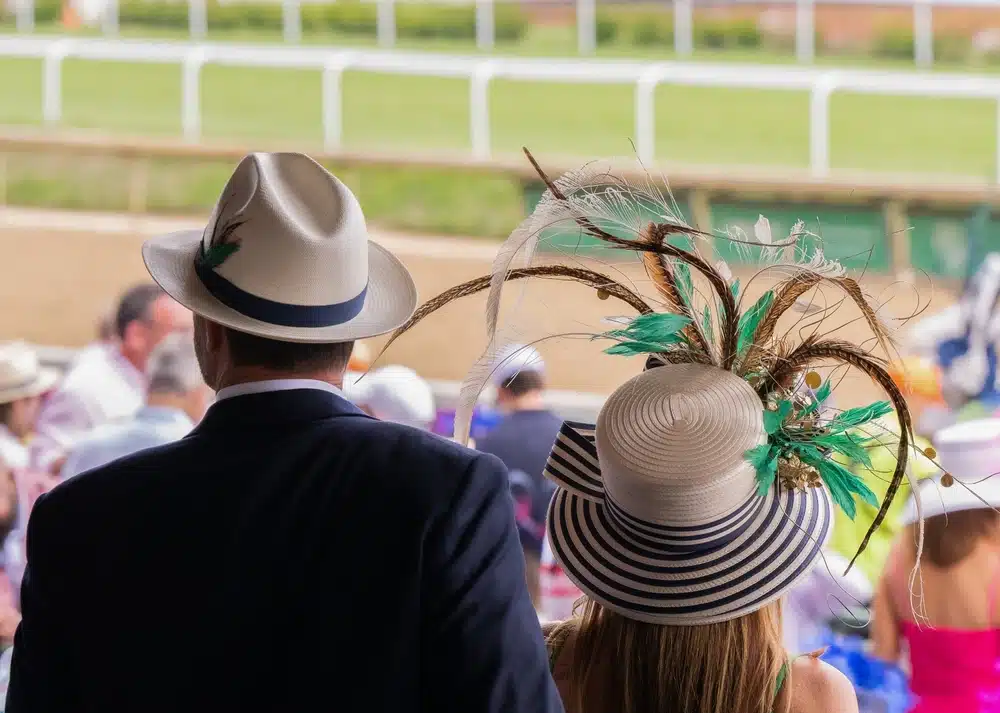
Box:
789;655;858;713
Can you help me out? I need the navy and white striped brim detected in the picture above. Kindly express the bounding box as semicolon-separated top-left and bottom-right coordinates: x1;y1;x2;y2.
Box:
544;421;833;625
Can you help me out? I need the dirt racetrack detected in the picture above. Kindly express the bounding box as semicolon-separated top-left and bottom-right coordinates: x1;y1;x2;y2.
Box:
0;217;959;407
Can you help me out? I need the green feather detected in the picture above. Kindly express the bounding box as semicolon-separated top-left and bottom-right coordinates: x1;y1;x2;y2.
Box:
799;451;879;520
600;313;692;356
745;443;779;495
826;401;893;433
811;432;873;469
730;278;740;301
702;305;714;344
763;400;793;435
736;291;775;354
674;263;694;310
799;380;833;418
199;242;240;269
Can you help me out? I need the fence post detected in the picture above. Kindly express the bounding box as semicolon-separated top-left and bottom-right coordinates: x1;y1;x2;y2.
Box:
808;73;837;178
674;0;693;57
102;0;119;35
42;40;72;126
377;0;396;48
470;62;496;159
913;0;933;68
283;0;301;43
189;0;207;40
15;0;34;33
635;65;669;165
884;199;911;280
577;0;596;55
476;0;494;51
322;53;356;151
795;0;814;63
181;47;206;142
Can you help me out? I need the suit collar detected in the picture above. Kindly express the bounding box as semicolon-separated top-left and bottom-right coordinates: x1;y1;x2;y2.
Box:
215;378;344;402
193;387;366;434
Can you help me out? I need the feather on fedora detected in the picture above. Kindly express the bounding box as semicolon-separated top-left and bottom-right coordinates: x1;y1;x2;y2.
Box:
142;152;417;343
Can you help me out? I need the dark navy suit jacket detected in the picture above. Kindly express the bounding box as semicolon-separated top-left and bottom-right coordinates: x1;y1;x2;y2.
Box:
7;387;562;713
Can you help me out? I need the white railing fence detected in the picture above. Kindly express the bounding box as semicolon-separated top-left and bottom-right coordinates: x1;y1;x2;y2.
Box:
4;36;1000;180
5;0;1000;66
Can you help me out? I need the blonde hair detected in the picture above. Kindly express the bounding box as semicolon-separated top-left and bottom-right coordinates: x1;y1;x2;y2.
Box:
562;598;787;713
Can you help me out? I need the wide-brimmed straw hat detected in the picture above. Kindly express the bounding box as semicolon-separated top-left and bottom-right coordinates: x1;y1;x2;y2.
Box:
545;363;833;625
899;418;1000;525
0;342;59;404
142;152;417;343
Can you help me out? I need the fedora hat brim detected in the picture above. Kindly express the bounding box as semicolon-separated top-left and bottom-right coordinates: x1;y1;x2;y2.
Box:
0;367;59;405
142;230;417;344
545;422;833;625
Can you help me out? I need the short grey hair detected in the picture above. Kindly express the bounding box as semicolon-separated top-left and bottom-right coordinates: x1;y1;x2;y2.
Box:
147;333;204;395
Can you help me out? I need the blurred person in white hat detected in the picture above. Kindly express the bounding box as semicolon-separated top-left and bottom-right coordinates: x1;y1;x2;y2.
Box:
30;284;191;475
7;153;559;713
348;365;435;430
475;344;563;608
0;343;58;473
60;333;211;480
873;418;1000;712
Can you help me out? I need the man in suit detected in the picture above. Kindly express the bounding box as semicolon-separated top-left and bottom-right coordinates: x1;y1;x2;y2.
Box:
8;152;562;713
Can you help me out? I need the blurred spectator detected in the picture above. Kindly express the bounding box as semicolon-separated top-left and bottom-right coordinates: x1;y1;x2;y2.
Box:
348;365;435;429
0;461;18;649
539;534;581;623
476;344;562;608
0;343;58;472
31;284;190;473
60;333;210;480
874;418;1000;712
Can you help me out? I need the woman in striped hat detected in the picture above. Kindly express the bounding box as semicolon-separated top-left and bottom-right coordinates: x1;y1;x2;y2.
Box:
383;152;922;713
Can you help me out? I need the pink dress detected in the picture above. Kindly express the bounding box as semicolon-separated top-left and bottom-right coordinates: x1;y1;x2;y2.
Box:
898;564;1000;712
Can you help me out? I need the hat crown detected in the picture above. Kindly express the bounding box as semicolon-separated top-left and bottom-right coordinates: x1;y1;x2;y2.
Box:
595;364;765;527
0;342;41;390
201;152;369;307
934;417;1000;482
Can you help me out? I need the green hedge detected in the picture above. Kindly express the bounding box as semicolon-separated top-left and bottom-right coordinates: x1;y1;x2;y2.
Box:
59;0;530;43
872;27;971;63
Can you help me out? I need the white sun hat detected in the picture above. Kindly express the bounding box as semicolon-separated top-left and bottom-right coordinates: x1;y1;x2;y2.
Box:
899;418;1000;525
490;343;545;388
545;363;833;626
0;342;59;405
142;153;417;343
354;365;436;429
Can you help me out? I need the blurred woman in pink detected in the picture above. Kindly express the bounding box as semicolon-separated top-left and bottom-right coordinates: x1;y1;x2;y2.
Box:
873;418;1000;713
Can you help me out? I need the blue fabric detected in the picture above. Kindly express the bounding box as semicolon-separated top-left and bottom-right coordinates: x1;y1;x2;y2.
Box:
476;410;564;558
195;260;368;328
820;632;912;713
938;337;1000;406
7;389;560;713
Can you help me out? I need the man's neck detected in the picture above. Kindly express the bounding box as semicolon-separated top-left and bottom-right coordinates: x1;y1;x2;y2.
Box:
503;391;546;413
216;368;344;392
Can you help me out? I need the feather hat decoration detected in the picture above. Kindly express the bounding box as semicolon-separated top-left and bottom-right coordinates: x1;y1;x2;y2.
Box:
379;149;925;571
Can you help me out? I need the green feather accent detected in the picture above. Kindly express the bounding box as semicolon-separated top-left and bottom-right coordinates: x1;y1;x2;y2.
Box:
798;380;834;418
674;262;694;311
736;290;775;354
745;443;779;495
805;455;879;520
600;313;692;356
199;242;241;269
826;401;893;433
763;400;793;435
730;278;740;301
702;305;714;345
811;432;874;470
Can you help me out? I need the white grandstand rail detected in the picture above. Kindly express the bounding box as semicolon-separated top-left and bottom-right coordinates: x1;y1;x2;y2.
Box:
6;37;1000;180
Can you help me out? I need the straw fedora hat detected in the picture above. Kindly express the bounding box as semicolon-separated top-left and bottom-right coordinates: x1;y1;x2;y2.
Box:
142;153;417;343
545;363;833;625
0;342;59;404
899;418;1000;525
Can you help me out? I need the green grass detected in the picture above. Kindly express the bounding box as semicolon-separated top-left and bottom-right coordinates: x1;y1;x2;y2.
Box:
1;54;997;178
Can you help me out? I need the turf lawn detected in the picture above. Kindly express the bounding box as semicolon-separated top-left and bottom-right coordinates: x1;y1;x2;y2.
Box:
0;38;998;179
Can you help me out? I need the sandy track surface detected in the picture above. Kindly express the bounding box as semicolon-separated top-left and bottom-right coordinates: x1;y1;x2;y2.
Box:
0;208;957;406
